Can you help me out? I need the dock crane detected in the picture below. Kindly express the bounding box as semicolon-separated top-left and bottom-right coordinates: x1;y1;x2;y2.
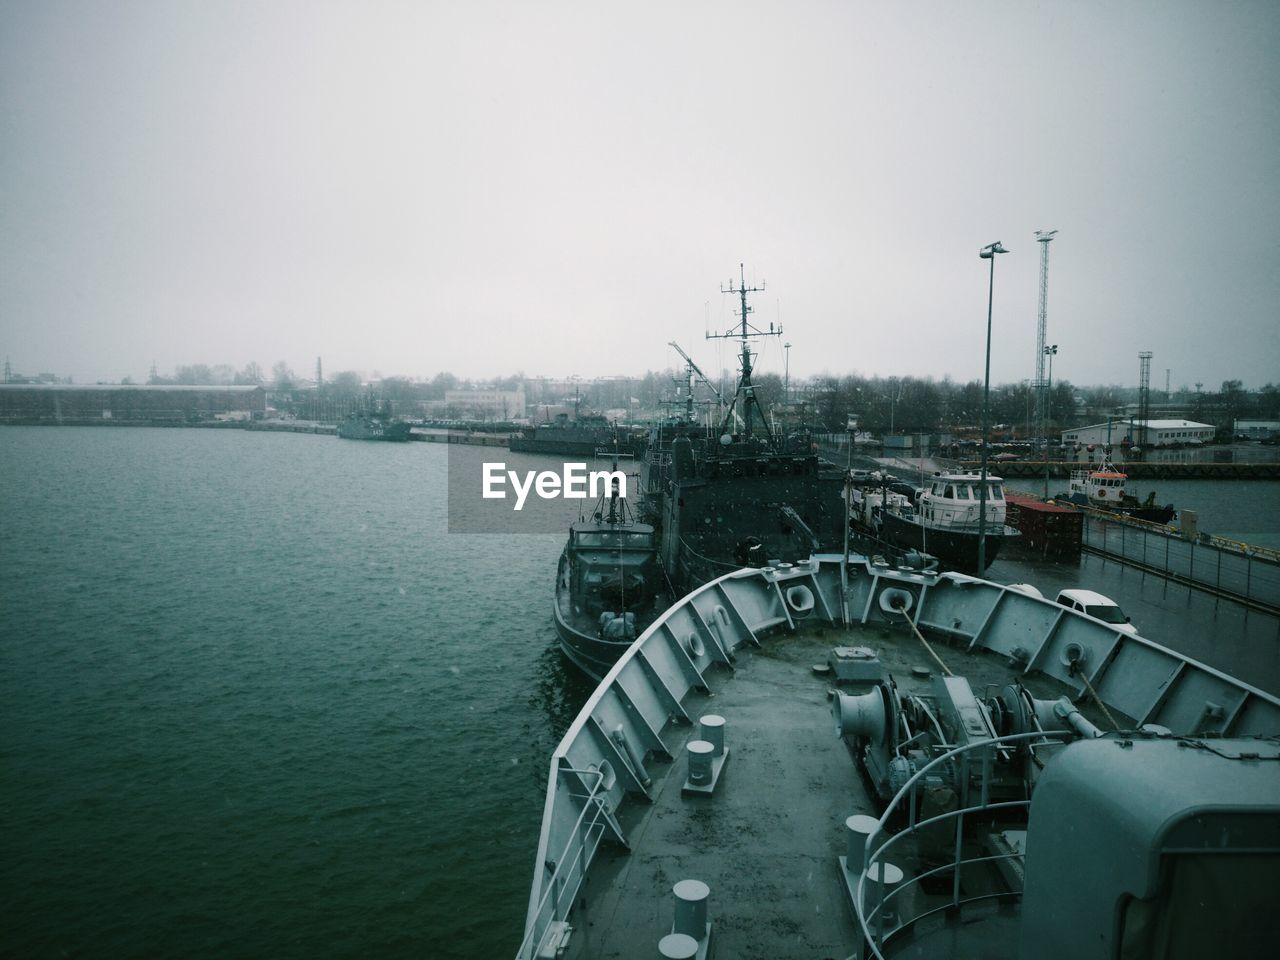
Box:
667;341;736;427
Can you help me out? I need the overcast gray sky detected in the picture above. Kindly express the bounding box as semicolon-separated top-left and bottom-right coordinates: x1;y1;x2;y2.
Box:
2;1;1277;390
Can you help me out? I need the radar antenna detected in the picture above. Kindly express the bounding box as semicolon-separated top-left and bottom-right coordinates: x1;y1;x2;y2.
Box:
705;263;781;442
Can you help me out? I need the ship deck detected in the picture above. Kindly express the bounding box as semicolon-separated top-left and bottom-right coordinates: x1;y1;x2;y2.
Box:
561;618;1099;960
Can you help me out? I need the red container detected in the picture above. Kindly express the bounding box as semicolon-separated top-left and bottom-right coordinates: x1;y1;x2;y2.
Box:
1005;493;1082;557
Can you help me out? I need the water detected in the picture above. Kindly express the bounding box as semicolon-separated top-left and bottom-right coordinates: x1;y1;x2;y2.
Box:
2;428;1278;958
0;427;595;960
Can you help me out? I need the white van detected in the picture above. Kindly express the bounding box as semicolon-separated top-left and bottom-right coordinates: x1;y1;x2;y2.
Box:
1055;589;1137;634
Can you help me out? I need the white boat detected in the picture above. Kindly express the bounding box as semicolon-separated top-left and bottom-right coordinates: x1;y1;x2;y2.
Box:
870;471;1018;572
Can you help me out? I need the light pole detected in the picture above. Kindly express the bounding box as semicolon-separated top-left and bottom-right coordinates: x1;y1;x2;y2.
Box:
1043;343;1058;497
879;377;905;441
784;341;792;403
977;240;1009;573
1022;378;1032;444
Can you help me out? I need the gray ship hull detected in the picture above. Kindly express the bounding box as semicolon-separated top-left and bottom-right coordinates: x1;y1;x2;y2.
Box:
336;417;411;441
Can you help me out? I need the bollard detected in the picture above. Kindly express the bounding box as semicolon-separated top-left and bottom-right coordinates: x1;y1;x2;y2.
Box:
658;932;699;959
673;879;709;939
699;715;725;757
865;861;904;926
686;740;714;785
845;814;879;873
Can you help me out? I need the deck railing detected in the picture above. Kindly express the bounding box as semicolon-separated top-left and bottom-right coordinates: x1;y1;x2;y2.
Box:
853;730;1076;958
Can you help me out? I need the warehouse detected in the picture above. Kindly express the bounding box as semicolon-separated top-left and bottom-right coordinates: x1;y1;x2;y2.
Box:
0;384;266;424
1233;419;1280;440
1060;418;1215;448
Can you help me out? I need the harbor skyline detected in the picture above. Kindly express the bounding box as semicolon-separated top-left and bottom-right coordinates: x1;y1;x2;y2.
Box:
3;3;1278;389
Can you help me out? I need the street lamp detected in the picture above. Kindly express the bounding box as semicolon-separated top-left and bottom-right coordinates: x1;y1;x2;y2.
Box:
1043;343;1058;497
977;240;1009;573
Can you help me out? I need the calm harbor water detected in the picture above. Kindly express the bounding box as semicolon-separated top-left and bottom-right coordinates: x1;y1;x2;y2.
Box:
2;427;1278;958
0;427;595;960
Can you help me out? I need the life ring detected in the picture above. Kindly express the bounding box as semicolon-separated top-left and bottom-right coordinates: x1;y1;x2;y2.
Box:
1097;489;1107;498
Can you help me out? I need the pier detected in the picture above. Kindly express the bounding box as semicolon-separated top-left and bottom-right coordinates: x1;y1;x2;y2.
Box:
412;430;510;447
954;459;1280;480
1072;509;1280;615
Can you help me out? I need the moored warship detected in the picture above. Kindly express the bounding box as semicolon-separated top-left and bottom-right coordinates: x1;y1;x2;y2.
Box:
516;553;1280;959
642;267;888;596
510;412;645;458
335;399;411;441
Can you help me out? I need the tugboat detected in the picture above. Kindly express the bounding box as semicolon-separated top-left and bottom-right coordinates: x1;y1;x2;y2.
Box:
1059;454;1175;523
336;399;411;441
553;452;667;681
864;471;1017;573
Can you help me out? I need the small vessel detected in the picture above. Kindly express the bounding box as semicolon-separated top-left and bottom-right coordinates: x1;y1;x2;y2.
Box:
553;456;668;680
336;400;411;442
510;398;645;457
515;554;1280;960
1059;455;1175;523
869;471;1018;573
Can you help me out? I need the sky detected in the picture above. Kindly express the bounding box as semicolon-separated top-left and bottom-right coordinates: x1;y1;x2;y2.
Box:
2;0;1278;391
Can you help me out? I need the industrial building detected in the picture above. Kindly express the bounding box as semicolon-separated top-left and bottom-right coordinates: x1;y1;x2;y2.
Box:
440;388;526;420
1233;419;1280;440
1061;418;1215;448
0;384;266;424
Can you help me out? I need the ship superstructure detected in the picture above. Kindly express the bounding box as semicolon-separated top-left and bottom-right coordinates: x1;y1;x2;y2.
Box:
643;267;851;594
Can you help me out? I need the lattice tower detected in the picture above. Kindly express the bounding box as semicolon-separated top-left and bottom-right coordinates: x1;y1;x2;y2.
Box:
1138;351;1153;445
1033;230;1057;434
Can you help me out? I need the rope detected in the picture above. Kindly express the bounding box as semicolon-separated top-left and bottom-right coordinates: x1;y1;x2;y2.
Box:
899;602;953;678
1072;663;1121;732
678;537;745;571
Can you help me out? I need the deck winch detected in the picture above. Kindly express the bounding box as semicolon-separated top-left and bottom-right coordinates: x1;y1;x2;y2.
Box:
834;672;1102;805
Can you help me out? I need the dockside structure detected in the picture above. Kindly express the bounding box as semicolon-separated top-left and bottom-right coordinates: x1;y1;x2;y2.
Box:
0;384;267;424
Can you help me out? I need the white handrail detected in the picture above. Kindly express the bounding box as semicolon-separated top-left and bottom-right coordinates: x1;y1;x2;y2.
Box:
853;730;1075;958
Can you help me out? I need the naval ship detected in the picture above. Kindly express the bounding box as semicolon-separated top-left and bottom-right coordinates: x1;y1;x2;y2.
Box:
335;399;411;441
641;267;891;598
516;552;1279;959
510;410;646;459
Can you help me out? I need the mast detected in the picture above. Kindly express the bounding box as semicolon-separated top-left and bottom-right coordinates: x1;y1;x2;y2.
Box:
706;263;781;443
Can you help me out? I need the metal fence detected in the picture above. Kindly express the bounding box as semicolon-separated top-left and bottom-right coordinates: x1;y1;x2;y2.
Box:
1081;511;1280;614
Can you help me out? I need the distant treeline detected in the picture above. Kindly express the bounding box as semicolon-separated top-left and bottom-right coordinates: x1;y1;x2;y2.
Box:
129;362;1279;435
